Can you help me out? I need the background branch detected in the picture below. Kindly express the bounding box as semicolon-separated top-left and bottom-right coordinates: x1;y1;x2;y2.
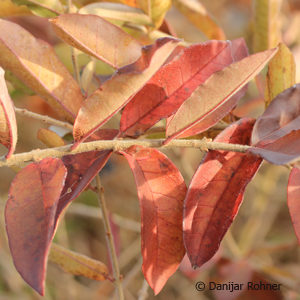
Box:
95;175;124;300
15;107;73;130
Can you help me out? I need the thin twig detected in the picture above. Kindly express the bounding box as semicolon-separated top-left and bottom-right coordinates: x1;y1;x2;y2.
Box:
67;203;140;232
0;138;250;168
95;175;124;300
67;0;81;88
15;108;73;131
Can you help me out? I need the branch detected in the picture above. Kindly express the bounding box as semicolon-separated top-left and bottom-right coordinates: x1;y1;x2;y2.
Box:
15;108;73;130
0;138;250;168
95;175;124;300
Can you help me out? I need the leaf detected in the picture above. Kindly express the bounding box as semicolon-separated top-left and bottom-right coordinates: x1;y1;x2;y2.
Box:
121;146;186;294
249;84;300;164
120;40;235;137
265;43;296;106
173;0;225;40
0;67;17;158
0;19;83;122
137;0;172;28
169;38;249;139
12;0;64;17
73;37;179;145
288;167;300;244
50;13;143;69
252;84;300;145
5;158;67;295
0;0;32;16
249;130;300;165
79;2;153;26
37;128;65;148
253;0;282;52
49;243;109;281
59;129;119;216
184;118;262;268
165;47;278;144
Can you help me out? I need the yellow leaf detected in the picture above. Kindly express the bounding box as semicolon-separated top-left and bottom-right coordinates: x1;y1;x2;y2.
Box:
265;43;296;106
173;0;225;40
0;0;32;16
137;0;172;29
253;0;282;52
79;2;153;26
49;243;109;281
37;128;65;148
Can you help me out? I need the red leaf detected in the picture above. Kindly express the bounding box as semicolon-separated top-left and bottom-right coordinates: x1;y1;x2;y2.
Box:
121;146;186;294
184;118;262;268
5;158;67;295
120;40;235;137
165;48;278;144
249;84;300;164
174;38;249;138
0;67;17;158
287;167;300;244
73;37;179;146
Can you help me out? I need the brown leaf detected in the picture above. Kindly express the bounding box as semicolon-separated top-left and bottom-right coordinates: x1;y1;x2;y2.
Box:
73;37;179;145
50;13;142;68
121;146;186;294
0;19;83;122
165;47;278;144
49;243;109;281
0;67;17;158
5;158;67;295
184;118;262;268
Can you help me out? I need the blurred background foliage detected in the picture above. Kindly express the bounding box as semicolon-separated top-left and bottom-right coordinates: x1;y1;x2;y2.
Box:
0;0;300;299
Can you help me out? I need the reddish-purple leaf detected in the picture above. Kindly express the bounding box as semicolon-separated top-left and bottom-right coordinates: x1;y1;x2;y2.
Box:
252;84;300;145
288;167;300;244
249;84;300;164
58;129;119;216
249;130;300;165
184;118;262;268
120;40;235;137
165;48;278;144
0;67;17;158
73;37;179;146
121;146;186;294
5;158;67;295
